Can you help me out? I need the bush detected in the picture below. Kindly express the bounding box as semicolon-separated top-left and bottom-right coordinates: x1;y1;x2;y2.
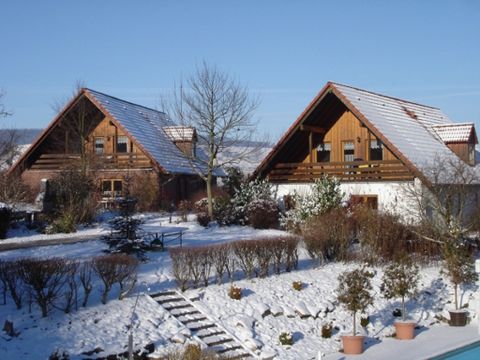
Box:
281;176;343;231
0;260;24;309
337;267;374;336
360;316;370;328
79;260;94;307
169;248;191;291
46;213;77;234
222;166;245;197
231;178;275;225
184;247;213;288
292;281;302;291
210;243;231;284
128;173;160;212
301;207;353;264
196;212;210;227
228;285;242;300
321;323;333;338
18;258;71;317
163;343;218;360
232;241;257;279
0;207;11;239
93;254;138;304
279;331;293;345
178;200;194;222
247;198;279;229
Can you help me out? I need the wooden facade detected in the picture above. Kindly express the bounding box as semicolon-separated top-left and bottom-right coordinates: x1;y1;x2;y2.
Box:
11;90;206;208
258;92;414;183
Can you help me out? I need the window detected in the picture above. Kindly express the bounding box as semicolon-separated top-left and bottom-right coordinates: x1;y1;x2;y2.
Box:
316;142;331;162
350;195;378;210
95;137;105;154
101;180;123;198
343;141;355;162
369;139;383;161
116;136;128;153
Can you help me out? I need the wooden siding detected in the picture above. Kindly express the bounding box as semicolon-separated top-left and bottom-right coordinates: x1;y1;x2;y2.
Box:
89;116;142;155
447;143;475;165
303;110;397;163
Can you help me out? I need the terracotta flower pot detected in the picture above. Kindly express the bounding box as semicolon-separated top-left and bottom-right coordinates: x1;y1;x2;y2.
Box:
341;335;365;355
394;321;416;340
449;310;468;326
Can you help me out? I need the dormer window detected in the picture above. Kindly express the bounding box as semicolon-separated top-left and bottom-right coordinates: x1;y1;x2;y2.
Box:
95;137;105;154
369;139;383;161
116;136;128;153
316;142;331;162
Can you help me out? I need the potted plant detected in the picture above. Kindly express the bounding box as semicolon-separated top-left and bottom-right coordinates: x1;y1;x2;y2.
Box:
381;255;420;339
336;267;374;355
442;240;477;326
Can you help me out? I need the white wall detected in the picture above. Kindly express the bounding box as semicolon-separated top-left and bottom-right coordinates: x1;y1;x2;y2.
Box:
274;180;419;219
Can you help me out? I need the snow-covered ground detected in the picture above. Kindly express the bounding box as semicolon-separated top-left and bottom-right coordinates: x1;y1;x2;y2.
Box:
0;213;478;359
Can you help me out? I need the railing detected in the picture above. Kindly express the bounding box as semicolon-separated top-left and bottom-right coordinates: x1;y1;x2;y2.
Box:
268;159;413;182
30;153;152;170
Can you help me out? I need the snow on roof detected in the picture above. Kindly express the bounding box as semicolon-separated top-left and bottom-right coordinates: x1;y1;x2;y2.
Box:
331;83;478;178
85;89;222;176
431;123;475;143
162;126;196;142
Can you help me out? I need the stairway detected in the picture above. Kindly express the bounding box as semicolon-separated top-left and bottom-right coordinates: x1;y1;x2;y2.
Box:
150;291;257;359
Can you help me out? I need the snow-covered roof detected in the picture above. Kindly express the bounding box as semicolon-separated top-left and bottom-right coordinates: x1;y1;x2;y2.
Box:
85;89;222;176
431;123;475;143
162;126;196;142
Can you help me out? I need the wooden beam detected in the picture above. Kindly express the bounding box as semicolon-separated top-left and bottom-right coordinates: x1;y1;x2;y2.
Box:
300;125;326;134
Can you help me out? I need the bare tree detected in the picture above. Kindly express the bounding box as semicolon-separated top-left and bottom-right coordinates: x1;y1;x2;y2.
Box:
403;156;480;243
168;63;261;219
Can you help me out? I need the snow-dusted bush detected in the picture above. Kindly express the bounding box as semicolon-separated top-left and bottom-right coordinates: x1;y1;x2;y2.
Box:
231;178;275;225
78;260;94;307
292;281;302;291
284;236;299;272
222;166;245;197
232;240;257;279
210;243;231;284
281;176;343;231
381;256;419;321
321;323;333;338
301;207;353;264
93;254;138;304
442;240;477;310
61;260;79;314
247;198;279;229
278;331;293;345
336;267;374;336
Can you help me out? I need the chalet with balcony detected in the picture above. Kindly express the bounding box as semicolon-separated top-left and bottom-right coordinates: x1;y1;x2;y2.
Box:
254;82;479;212
9;88;219;207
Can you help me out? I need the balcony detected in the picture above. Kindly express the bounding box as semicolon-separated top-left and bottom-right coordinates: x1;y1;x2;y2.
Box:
268;159;413;182
30;153;152;170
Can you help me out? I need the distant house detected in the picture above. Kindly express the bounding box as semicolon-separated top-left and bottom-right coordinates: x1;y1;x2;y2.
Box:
9;88;222;207
254;82;480;215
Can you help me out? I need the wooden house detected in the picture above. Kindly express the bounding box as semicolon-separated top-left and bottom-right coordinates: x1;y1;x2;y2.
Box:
9;88;221;208
254;82;480;214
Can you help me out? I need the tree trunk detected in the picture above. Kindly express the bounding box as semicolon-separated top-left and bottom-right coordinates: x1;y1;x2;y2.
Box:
402;295;406;321
353;311;356;336
454;283;458;310
206;172;213;220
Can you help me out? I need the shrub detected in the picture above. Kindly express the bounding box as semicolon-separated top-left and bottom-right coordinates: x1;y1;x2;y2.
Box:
442;239;477;310
210;243;231;284
337;267;374;336
128;173;160;212
231;178;275;225
0;260;23;309
284;236;299;272
281;176;343;231
79;260;94;307
196;212;210;227
0;207;11;239
232;241;257;279
183;247;213;288
381;255;420;321
46;213;76;234
228;285;242;300
222;166;245;198
278;331;293;345
247;198;279;229
178;200;194;222
18;258;70;317
321;323;333;338
360;316;370;328
60;260;79;314
169;248;191;291
292;281;302;291
93;254;138;304
164;343;218;360
301;207;353;264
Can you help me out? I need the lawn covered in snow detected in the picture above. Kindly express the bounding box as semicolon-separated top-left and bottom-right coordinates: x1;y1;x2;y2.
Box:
0;213;478;359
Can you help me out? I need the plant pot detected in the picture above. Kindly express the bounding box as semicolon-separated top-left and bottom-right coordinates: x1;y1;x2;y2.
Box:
341;335;365;355
394;321;416;340
449;310;468;326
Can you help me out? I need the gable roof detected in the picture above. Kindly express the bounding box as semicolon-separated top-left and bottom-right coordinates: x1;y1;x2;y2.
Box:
163;126;197;142
254;82;479;182
10;88;222;177
431;123;477;144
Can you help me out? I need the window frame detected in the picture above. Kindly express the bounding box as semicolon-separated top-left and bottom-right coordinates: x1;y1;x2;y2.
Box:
343;140;355;162
369;138;384;161
94;137;105;155
101;179;123;198
116;135;129;153
316;142;331;163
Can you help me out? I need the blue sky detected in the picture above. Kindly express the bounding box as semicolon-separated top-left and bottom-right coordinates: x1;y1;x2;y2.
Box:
1;0;479;140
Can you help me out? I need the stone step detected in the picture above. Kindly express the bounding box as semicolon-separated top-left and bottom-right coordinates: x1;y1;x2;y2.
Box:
229;353;254;359
215;345;242;354
163;303;192;311
171;309;200;317
156;297;184;304
188;323;216;332
150;291;177;297
182;317;207;324
205;337;234;347
197;330;226;339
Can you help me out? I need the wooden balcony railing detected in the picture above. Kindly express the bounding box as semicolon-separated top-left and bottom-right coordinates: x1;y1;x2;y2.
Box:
268;159;413;182
30;153;152;170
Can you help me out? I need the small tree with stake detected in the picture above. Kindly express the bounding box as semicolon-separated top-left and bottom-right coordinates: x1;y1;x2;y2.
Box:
337;267;374;337
381;255;420;322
